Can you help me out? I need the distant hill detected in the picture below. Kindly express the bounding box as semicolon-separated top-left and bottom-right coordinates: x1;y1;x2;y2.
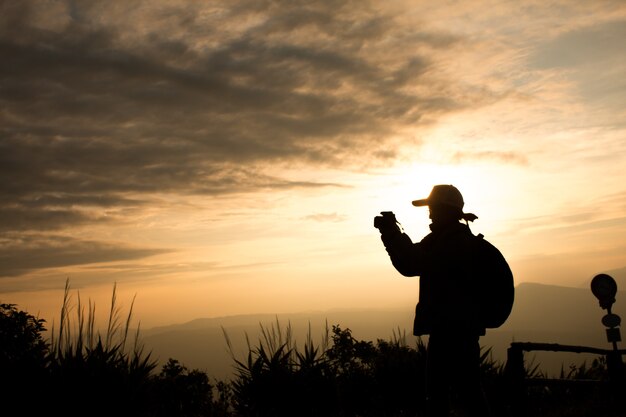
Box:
489;282;626;376
141;282;626;381
141;309;416;381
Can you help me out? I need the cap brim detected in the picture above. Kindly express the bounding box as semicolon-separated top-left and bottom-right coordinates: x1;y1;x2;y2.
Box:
412;199;429;207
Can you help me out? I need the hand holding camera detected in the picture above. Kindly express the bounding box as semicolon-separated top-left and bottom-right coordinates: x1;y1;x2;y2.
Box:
374;211;400;233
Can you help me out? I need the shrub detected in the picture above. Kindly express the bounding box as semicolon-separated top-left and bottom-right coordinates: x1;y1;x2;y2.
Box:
0;303;51;414
150;358;214;417
226;321;432;417
226;319;337;417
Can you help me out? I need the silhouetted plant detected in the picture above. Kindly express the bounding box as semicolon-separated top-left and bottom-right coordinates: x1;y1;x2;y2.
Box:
563;357;608;381
523;357;619;417
0;303;50;369
225;318;337;417
325;325;380;416
370;329;429;416
150;358;214;417
226;320;626;417
326;326;430;416
226;321;431;417
47;280;157;417
0;303;51;415
6;284;625;417
213;380;235;417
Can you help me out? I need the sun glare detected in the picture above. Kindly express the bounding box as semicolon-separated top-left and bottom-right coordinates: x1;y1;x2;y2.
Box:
359;161;517;240
374;162;499;209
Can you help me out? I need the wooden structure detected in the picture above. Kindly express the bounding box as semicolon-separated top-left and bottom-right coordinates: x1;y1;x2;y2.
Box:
504;274;625;414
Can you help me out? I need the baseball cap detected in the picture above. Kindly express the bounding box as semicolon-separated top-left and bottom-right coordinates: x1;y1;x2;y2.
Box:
412;184;464;209
412;184;478;222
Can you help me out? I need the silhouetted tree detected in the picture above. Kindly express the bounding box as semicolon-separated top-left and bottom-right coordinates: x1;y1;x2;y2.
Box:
0;303;49;366
151;358;214;417
0;303;50;415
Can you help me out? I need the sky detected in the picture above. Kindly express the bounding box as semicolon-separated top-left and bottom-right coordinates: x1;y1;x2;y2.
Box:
1;0;626;329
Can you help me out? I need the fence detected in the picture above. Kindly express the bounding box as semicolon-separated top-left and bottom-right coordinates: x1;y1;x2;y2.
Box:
504;341;626;415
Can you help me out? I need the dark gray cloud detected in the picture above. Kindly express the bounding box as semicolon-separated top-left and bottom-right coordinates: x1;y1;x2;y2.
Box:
0;1;479;277
530;18;626;121
530;19;626;69
1;1;469;230
1;1;463;193
0;193;142;232
0;234;170;277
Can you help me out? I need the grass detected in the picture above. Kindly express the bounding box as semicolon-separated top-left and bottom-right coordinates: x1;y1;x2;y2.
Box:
50;279;145;357
41;280;156;416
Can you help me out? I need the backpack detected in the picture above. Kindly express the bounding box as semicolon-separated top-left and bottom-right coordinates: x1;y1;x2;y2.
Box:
470;233;515;329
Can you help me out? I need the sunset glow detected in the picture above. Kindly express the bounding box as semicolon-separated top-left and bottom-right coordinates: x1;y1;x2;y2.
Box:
1;0;625;331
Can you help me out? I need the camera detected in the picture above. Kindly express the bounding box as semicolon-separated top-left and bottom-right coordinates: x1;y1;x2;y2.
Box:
374;211;398;230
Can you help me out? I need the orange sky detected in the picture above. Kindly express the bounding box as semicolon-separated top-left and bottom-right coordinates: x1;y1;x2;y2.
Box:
1;0;625;329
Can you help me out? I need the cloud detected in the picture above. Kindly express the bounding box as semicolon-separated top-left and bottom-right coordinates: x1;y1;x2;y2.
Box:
530;19;626;69
505;192;626;239
450;151;529;166
529;18;626;122
0;0;495;278
0;194;142;232
1;1;470;209
0;234;170;277
302;212;347;222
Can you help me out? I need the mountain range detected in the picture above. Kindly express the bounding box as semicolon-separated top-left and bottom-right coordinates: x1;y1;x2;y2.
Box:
141;279;626;382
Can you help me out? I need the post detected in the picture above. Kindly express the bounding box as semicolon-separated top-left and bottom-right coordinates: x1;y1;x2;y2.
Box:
505;343;526;416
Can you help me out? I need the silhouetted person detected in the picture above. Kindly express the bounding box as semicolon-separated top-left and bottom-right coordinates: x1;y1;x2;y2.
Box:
375;185;491;417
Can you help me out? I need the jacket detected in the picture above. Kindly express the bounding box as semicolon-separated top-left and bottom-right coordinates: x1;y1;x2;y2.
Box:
381;221;486;336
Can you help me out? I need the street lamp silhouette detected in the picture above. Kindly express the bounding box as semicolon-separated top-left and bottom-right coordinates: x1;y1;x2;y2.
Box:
591;273;624;385
591;273;621;350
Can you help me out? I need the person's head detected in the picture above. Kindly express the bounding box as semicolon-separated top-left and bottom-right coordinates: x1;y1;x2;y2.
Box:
428;203;463;225
412;184;476;225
